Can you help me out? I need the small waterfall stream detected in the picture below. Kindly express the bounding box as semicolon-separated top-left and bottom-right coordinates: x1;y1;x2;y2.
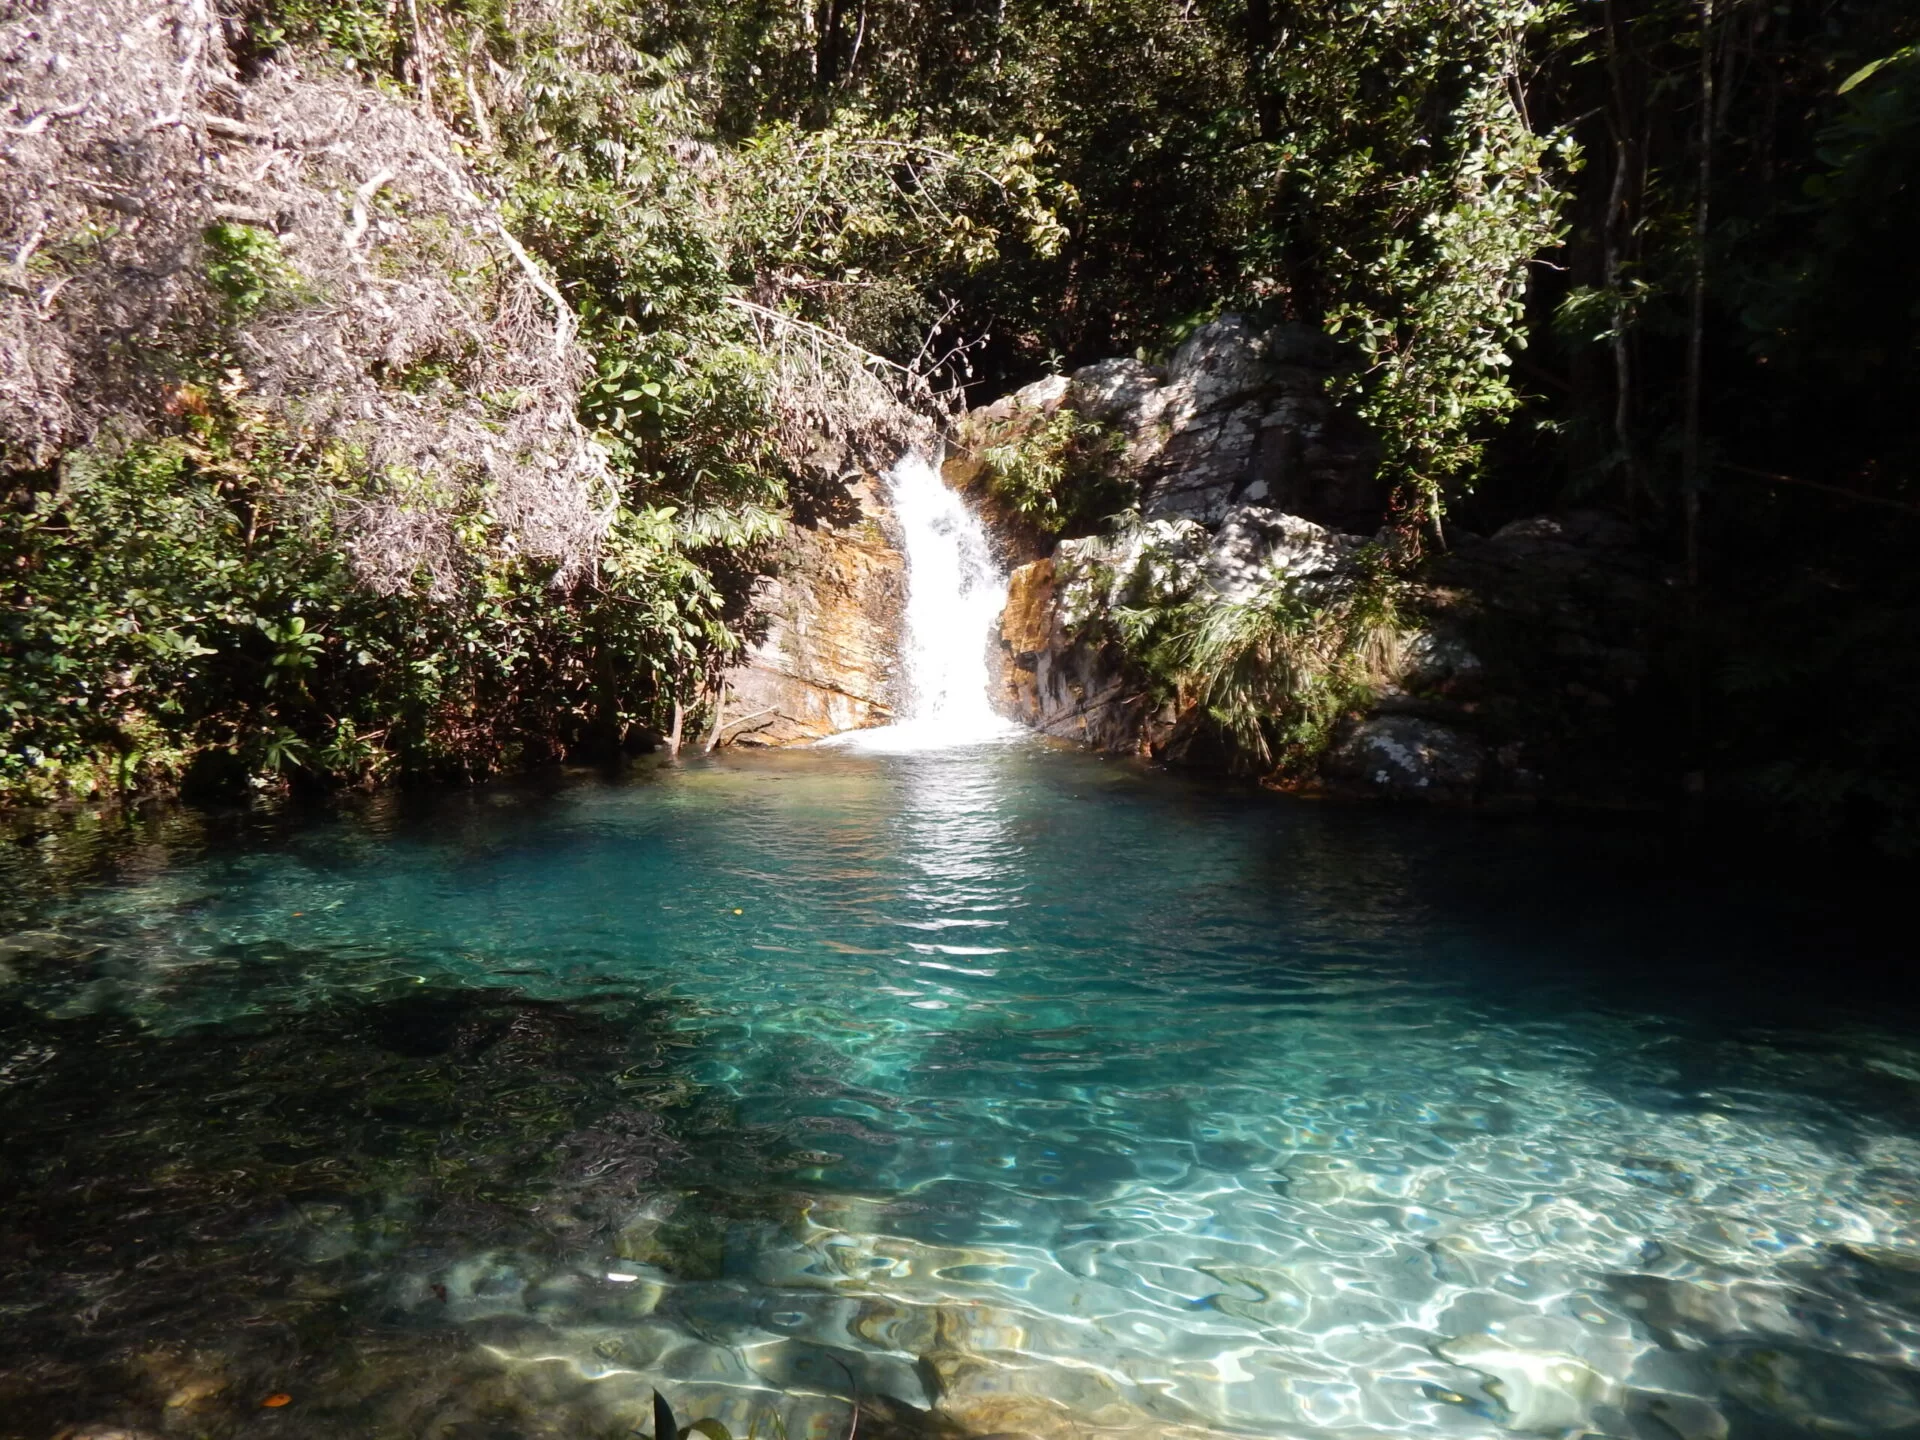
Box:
833;451;1019;750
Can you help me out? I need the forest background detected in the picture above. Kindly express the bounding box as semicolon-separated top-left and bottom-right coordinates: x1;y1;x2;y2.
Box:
3;0;1917;849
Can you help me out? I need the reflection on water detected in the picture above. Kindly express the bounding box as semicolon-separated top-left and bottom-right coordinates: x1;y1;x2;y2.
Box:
3;743;1920;1440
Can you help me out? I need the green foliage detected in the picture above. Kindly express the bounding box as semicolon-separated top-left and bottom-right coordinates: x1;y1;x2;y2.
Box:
202;222;300;320
1839;44;1920;95
237;0;400;75
470;0;809;537
1322;101;1571;512
976;410;1132;538
1126;557;1403;777
1235;0;1575;513
1;404;741;801
1736;44;1920;487
725;120;1069;287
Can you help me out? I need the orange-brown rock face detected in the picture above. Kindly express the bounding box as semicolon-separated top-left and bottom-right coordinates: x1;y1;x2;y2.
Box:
992;556;1149;751
719;480;905;746
996;558;1055;690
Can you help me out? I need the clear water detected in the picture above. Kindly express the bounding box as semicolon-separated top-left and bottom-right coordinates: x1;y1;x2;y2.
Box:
3;745;1918;1440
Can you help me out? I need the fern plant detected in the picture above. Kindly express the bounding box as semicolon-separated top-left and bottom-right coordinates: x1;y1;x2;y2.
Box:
1108;552;1403;777
978;410;1133;538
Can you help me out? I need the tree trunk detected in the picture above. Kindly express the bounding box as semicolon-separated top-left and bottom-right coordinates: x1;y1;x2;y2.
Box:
703;684;729;754
1245;0;1281;142
1682;0;1714;588
405;0;434;116
1602;0;1641;512
814;0;848;96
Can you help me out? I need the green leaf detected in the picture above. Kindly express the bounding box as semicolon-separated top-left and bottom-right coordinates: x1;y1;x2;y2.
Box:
1839;47;1917;94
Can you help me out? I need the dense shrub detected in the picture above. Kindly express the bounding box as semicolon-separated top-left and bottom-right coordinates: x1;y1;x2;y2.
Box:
2;409;740;800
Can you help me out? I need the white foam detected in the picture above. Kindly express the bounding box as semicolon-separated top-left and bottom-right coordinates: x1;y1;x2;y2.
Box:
827;452;1022;752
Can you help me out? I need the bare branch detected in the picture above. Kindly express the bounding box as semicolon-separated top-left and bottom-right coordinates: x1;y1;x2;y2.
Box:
0;0;612;592
198;113;273;142
342;167;395;249
723;295;913;374
4;101;89;137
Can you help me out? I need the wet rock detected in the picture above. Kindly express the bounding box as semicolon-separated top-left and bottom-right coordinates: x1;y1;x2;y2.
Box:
721;474;906;745
1418;508;1672;807
966;316;1671;807
990;510;1377;761
1324;716;1485;802
991;556;1150;752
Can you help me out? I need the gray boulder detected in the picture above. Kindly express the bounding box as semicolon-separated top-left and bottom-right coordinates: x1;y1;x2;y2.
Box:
1065;357;1165;426
1395;624;1484;692
1203;504;1362;602
962;314;1380;533
1109;316;1381;532
1325;715;1486;801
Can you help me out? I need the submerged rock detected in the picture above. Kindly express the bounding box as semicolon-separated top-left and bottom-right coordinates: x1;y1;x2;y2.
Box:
1436;1332;1625;1432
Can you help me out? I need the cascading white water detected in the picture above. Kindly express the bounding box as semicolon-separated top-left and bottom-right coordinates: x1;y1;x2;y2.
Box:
832;451;1020;751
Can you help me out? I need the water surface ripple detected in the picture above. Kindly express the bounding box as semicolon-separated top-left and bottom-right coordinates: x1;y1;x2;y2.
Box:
2;744;1918;1440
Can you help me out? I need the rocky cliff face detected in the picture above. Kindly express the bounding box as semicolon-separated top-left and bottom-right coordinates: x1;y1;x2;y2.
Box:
992;509;1374;766
994;554;1150;751
718;478;906;746
961;313;1382;534
978;317;1674;809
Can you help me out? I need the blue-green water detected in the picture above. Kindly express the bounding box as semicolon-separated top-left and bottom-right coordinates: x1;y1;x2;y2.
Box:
3;743;1918;1440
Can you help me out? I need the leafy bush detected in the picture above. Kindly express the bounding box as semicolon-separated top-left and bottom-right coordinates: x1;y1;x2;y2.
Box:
977;409;1133;538
1066;525;1404;777
1;402;742;801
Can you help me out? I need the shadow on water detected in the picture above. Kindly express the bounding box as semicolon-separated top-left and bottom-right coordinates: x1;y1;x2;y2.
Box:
2;745;1919;1440
0;971;738;1438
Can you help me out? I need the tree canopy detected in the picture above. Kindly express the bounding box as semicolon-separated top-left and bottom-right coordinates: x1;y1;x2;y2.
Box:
3;0;1916;846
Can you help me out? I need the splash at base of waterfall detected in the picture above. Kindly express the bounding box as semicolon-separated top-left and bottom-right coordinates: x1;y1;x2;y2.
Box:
826;452;1023;753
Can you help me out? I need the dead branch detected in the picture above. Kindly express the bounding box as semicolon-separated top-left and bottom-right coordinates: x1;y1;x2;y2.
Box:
4;101;89;138
342;167;396;249
714;707;779;748
0;0;612;593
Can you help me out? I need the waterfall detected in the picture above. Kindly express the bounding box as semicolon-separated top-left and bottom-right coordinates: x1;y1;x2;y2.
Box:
831;451;1019;750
